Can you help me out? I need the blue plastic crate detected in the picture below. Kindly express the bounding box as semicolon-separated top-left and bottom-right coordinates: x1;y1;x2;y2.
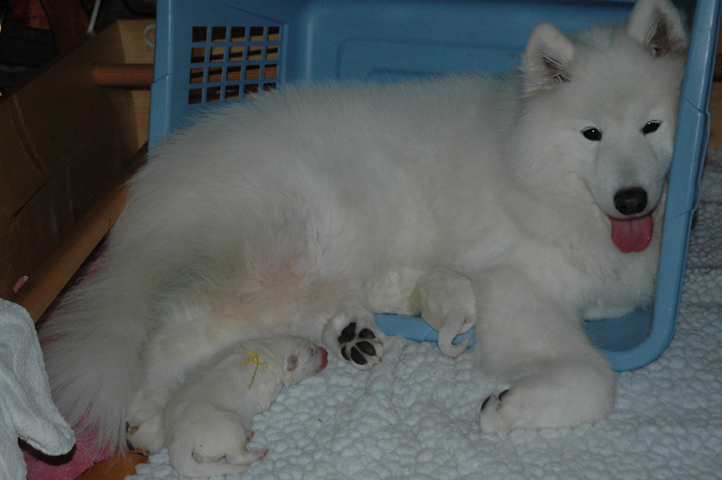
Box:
149;0;721;371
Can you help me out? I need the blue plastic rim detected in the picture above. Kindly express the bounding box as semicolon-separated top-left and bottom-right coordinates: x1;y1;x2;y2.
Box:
150;0;721;371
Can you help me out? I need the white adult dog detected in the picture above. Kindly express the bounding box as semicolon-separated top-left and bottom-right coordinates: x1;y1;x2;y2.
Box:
40;0;688;452
127;337;327;478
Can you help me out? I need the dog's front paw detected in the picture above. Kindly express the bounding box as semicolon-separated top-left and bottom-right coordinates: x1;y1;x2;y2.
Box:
477;389;512;435
324;312;385;369
477;359;615;435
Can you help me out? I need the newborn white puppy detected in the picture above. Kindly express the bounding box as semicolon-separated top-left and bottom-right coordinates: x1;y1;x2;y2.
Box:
164;336;328;478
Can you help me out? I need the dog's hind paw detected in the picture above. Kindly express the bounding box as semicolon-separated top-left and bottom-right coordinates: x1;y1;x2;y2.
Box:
338;322;382;368
125;414;164;455
324;312;386;369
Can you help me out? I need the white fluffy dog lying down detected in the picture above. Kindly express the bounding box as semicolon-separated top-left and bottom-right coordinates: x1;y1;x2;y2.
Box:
127;336;328;478
39;0;689;452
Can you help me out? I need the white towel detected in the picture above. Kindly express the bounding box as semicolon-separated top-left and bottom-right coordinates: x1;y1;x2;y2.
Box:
0;300;75;480
129;148;722;480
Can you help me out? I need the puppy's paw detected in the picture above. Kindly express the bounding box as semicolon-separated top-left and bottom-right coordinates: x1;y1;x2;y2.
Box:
324;311;385;370
226;448;268;466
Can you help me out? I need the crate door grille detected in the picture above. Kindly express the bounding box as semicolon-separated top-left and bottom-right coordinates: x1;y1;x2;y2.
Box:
187;24;281;105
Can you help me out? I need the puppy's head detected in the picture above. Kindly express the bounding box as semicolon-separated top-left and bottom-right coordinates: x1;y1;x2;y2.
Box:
281;339;328;386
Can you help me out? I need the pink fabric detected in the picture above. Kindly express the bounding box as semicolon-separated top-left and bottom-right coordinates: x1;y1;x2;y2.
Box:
23;427;109;480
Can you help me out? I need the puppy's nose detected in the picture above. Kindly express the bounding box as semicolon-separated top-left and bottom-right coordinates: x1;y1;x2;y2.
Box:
614;187;647;216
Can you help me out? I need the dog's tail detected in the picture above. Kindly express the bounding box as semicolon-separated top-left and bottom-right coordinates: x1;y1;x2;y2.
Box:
169;437;264;478
38;251;153;453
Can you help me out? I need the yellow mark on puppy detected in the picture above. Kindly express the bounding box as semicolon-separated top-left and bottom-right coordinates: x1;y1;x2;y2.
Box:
241;346;273;389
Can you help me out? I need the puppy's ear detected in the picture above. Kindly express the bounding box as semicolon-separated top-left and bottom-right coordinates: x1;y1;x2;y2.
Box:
522;22;575;96
286;355;297;372
627;0;688;57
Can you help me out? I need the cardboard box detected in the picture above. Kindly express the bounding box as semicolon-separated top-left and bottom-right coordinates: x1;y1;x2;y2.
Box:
0;20;154;300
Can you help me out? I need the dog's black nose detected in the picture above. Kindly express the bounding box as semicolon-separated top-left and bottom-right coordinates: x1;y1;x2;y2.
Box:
614;187;647;216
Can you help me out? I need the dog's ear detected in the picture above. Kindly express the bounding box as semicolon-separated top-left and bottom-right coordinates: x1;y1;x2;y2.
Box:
522;22;575;96
285;355;297;372
627;0;688;57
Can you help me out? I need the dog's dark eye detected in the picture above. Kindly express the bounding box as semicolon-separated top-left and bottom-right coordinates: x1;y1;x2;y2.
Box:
582;127;602;141
642;121;661;135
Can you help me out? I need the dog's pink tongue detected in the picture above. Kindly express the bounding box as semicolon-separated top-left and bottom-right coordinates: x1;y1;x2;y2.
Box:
611;215;653;253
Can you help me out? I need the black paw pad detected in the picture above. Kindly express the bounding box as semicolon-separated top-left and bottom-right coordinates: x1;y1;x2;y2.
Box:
341;346;370;365
349;347;368;365
338;322;357;344
359;328;376;340
355;341;376;356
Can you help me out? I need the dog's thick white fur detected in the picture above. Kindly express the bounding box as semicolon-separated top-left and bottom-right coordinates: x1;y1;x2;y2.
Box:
132;337;327;478
39;0;688;451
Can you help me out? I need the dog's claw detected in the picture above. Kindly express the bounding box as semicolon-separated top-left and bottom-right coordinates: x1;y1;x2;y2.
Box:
480;389;509;414
126;439;150;457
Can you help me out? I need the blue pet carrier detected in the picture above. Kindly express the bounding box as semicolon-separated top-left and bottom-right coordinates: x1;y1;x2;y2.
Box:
148;0;721;371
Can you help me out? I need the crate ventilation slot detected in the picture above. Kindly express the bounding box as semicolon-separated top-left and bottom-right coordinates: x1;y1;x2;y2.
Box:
188;25;280;104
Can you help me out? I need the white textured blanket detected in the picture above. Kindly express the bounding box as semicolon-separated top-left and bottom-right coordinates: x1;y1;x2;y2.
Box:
129;150;722;480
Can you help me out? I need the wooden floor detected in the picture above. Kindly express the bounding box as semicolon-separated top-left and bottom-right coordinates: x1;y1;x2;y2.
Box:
75;454;149;480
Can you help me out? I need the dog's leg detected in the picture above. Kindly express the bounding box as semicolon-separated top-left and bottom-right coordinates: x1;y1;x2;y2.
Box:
411;269;476;357
323;309;386;370
473;268;615;434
